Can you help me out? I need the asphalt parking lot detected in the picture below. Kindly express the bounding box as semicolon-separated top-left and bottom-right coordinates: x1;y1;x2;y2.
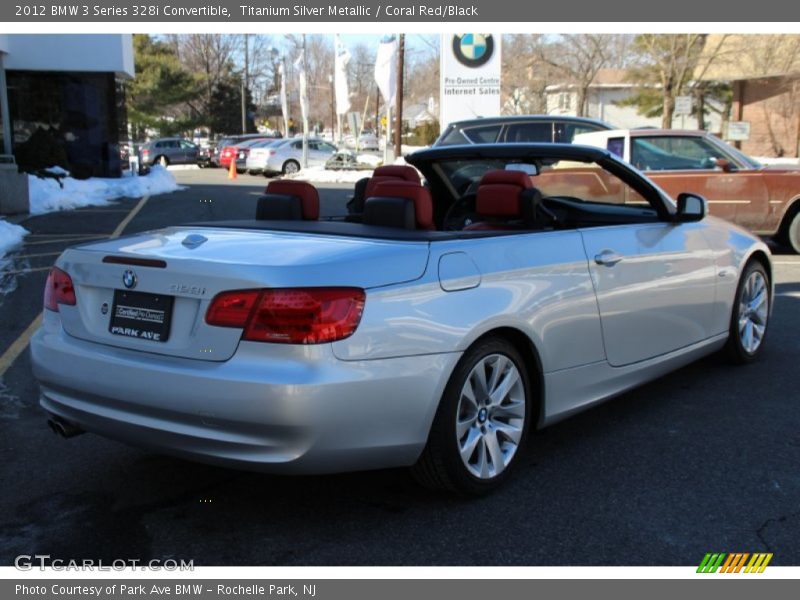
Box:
1;166;799;566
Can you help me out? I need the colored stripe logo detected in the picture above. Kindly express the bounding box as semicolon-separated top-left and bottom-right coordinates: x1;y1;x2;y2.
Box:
697;552;773;573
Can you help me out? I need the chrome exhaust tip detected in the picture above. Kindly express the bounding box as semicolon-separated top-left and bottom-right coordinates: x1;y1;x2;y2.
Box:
46;416;84;439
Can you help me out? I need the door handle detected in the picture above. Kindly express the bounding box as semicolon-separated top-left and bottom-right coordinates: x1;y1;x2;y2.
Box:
594;250;623;266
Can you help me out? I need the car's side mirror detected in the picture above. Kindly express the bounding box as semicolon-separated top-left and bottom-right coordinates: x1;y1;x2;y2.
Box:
675;193;707;223
714;157;734;172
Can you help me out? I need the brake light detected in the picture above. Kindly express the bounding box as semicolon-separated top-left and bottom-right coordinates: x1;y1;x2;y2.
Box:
268;150;276;156
44;267;76;311
142;149;150;158
206;288;365;344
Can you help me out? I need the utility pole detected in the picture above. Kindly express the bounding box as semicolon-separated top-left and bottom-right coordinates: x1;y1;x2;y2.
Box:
394;34;405;159
242;34;249;134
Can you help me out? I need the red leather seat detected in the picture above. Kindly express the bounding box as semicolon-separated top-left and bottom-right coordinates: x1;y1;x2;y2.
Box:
364;165;422;199
264;180;320;220
464;170;534;230
365;180;435;230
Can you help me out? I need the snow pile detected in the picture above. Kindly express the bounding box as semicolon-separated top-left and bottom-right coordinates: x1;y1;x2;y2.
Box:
28;165;183;215
356;154;382;167
0;220;28;262
286;166;374;184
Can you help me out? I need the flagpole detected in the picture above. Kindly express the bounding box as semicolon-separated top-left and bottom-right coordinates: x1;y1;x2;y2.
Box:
301;34;309;169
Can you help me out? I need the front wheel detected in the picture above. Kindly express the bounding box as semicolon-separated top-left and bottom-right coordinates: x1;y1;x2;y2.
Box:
412;337;532;495
726;260;771;364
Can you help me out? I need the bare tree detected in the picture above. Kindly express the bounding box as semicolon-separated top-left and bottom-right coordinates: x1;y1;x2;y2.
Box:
538;34;617;117
501;34;558;114
168;34;241;123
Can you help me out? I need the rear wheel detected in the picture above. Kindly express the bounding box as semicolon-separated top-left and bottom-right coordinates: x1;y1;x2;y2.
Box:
412;337;532;495
154;155;169;167
282;160;300;175
726;260;770;364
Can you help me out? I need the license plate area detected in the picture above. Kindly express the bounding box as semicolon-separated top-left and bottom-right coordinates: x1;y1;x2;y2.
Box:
109;290;174;343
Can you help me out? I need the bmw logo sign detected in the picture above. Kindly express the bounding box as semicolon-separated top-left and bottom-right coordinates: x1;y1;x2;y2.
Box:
452;34;495;68
122;269;137;289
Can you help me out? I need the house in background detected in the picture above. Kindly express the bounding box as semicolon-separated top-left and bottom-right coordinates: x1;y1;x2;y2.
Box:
0;34;134;177
698;34;800;158
544;68;723;133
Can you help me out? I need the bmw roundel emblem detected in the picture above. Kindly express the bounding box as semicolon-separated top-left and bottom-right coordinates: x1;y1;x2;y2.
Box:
122;269;137;289
452;34;495;68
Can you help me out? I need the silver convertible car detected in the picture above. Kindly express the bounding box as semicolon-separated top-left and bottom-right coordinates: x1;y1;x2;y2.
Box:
31;144;773;494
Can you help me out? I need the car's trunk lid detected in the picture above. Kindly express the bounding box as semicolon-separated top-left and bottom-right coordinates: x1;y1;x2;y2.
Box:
55;227;430;361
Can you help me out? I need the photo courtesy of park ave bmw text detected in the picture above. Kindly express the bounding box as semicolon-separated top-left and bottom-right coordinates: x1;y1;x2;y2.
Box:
0;0;799;596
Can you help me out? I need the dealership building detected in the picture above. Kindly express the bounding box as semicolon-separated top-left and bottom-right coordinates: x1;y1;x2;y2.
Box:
0;34;134;177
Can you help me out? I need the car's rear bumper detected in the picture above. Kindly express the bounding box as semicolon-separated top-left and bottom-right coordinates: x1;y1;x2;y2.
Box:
30;317;458;474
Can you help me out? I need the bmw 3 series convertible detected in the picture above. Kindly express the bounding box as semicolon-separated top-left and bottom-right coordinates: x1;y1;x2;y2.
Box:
31;144;773;494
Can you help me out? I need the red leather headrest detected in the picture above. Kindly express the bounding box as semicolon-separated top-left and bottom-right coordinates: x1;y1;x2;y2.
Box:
372;165;421;184
364;166;422;199
476;170;532;217
369;180;434;230
479;169;533;188
265;180;320;220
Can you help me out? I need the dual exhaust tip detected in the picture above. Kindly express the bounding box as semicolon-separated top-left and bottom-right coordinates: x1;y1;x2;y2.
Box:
46;416;84;439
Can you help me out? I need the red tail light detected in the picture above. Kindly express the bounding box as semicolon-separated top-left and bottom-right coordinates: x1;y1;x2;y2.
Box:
206;288;365;344
142;149;150;158
44;267;76;311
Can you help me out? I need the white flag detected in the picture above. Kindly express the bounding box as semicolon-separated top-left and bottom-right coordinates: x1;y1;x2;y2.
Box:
374;35;398;108
294;49;309;125
334;34;351;116
278;62;289;136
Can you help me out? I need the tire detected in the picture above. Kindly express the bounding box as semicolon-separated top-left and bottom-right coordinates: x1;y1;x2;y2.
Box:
282;160;300;175
725;260;771;364
153;155;169;167
782;210;800;254
412;337;532;495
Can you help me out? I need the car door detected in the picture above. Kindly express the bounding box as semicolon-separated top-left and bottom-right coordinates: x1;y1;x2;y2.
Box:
556;164;718;367
180;140;199;164
632;134;770;232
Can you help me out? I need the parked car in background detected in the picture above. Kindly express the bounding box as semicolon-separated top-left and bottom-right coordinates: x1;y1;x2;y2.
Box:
32;144;772;494
138;138;199;166
574;129;800;253
244;139;281;175
248;138;338;176
233;138;279;173
434;115;612;147
210;134;276;167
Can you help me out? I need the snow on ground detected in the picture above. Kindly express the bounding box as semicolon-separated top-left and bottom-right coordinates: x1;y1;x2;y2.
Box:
286;166;372;184
0;220;28;262
28;165;184;215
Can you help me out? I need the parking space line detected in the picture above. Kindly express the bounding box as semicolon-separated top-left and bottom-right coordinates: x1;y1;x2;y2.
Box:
0;314;42;378
0;195;151;378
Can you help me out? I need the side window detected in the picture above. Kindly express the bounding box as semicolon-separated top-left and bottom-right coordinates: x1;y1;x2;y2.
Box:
322;142;337;152
606;137;625;159
631;136;726;171
463;125;502;144
504;122;553;143
555;122;604;143
533;161;648;206
292;141;302;150
308;141;320;151
438;127;471;146
155;141;165;149
180;140;196;149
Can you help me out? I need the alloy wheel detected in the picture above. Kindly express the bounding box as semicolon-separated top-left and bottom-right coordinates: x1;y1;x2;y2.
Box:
738;269;769;354
456;354;526;479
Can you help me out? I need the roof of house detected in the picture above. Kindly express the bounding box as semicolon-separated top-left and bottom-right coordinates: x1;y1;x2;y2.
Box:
697;34;800;81
545;68;635;92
